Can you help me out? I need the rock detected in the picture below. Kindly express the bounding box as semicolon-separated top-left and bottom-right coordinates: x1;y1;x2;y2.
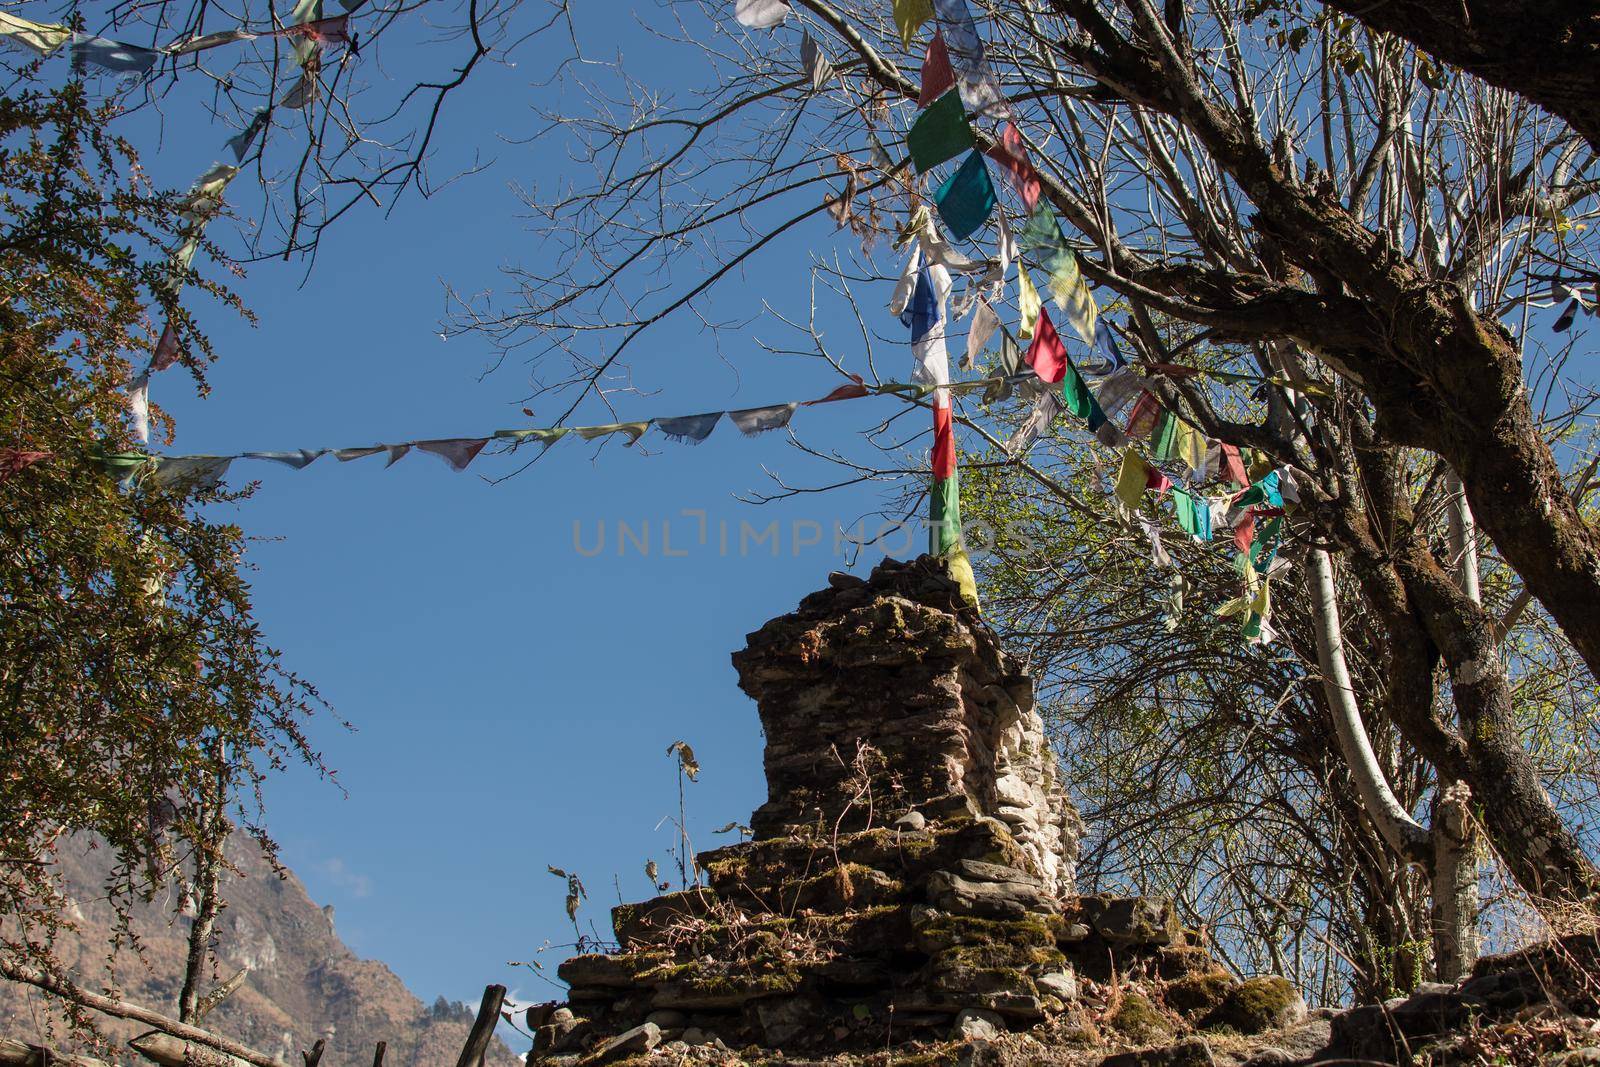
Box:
644;1010;687;1030
1100;1037;1214;1067
1164;971;1235;1017
679;1028;708;1046
526;1001;559;1029
1205;976;1306;1035
1079;895;1179;946
1110;991;1171;1042
1036;970;1078;1001
556;953;641;989
584;1022;660;1063
531;1008;578;1055
953;1008;1004;1041
756;997;817;1045
928;870;1046;919
895;810;927;832
826;570;864;589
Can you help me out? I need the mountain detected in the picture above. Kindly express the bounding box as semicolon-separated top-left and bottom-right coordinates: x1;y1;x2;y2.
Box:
0;836;523;1067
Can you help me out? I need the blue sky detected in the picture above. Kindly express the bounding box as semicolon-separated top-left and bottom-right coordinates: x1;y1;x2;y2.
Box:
133;0;912;1045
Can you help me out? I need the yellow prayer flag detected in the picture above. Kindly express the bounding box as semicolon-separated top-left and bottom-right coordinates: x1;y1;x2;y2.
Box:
1017;267;1041;340
893;0;934;47
1114;449;1149;510
1173;420;1207;475
0;11;70;54
1046;250;1098;345
946;547;980;610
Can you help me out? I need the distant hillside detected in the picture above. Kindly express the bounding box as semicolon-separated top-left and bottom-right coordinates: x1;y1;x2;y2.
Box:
0;837;522;1067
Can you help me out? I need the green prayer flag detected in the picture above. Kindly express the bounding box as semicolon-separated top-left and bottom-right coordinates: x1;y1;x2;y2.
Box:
1016;200;1065;253
1151;409;1178;461
1173;490;1199;537
933;151;995;242
909;90;974;173
930;468;961;555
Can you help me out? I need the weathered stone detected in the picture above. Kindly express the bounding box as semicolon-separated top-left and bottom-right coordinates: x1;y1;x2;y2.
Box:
557;953;645;989
1100;1037;1214;1067
953;1008;1004;1041
1164;971;1235;1017
1079;895;1180;946
643;1010;686;1030
928;870;1046;919
583;1022;660;1064
1036;970;1078;1001
1204;976;1306;1035
755;996;819;1045
895;810;927;832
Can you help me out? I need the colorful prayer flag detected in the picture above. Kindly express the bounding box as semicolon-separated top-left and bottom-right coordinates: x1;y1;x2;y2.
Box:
908;90;973;172
728;403;798;436
0;11;70;54
1025;307;1067;384
933;150;995;241
735;0;790;26
930;0;1007;118
919;31;956;107
894;0;934;46
1017;267;1040;339
1114;449;1148;509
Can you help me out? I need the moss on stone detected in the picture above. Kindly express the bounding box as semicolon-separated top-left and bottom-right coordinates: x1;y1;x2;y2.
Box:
1204;975;1304;1034
1164;970;1236;1016
915;912;1061;953
1110;992;1171;1043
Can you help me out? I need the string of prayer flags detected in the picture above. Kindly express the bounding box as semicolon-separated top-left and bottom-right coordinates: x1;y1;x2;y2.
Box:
919;30;955;106
933;151;995;241
908;90;973;172
894;0;934;46
800;32;833;89
734;0;790;26
0;11;69;54
930;0;1007;118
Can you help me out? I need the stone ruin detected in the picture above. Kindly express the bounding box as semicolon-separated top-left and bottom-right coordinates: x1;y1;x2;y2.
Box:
528;557;1600;1065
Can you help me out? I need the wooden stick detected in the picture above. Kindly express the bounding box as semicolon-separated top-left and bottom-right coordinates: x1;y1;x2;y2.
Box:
453;986;505;1067
300;1040;325;1067
0;964;291;1067
0;1038;111;1067
371;1042;386;1067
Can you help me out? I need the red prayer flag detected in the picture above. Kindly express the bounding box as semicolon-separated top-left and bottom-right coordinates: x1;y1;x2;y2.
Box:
1124;391;1160;438
1145;466;1171;495
931;402;956;481
0;449;52;482
918;31;956;108
151;321;180;371
985;122;1040;208
1220;442;1247;487
1025;307;1067;384
805;374;868;405
1232;510;1256;553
